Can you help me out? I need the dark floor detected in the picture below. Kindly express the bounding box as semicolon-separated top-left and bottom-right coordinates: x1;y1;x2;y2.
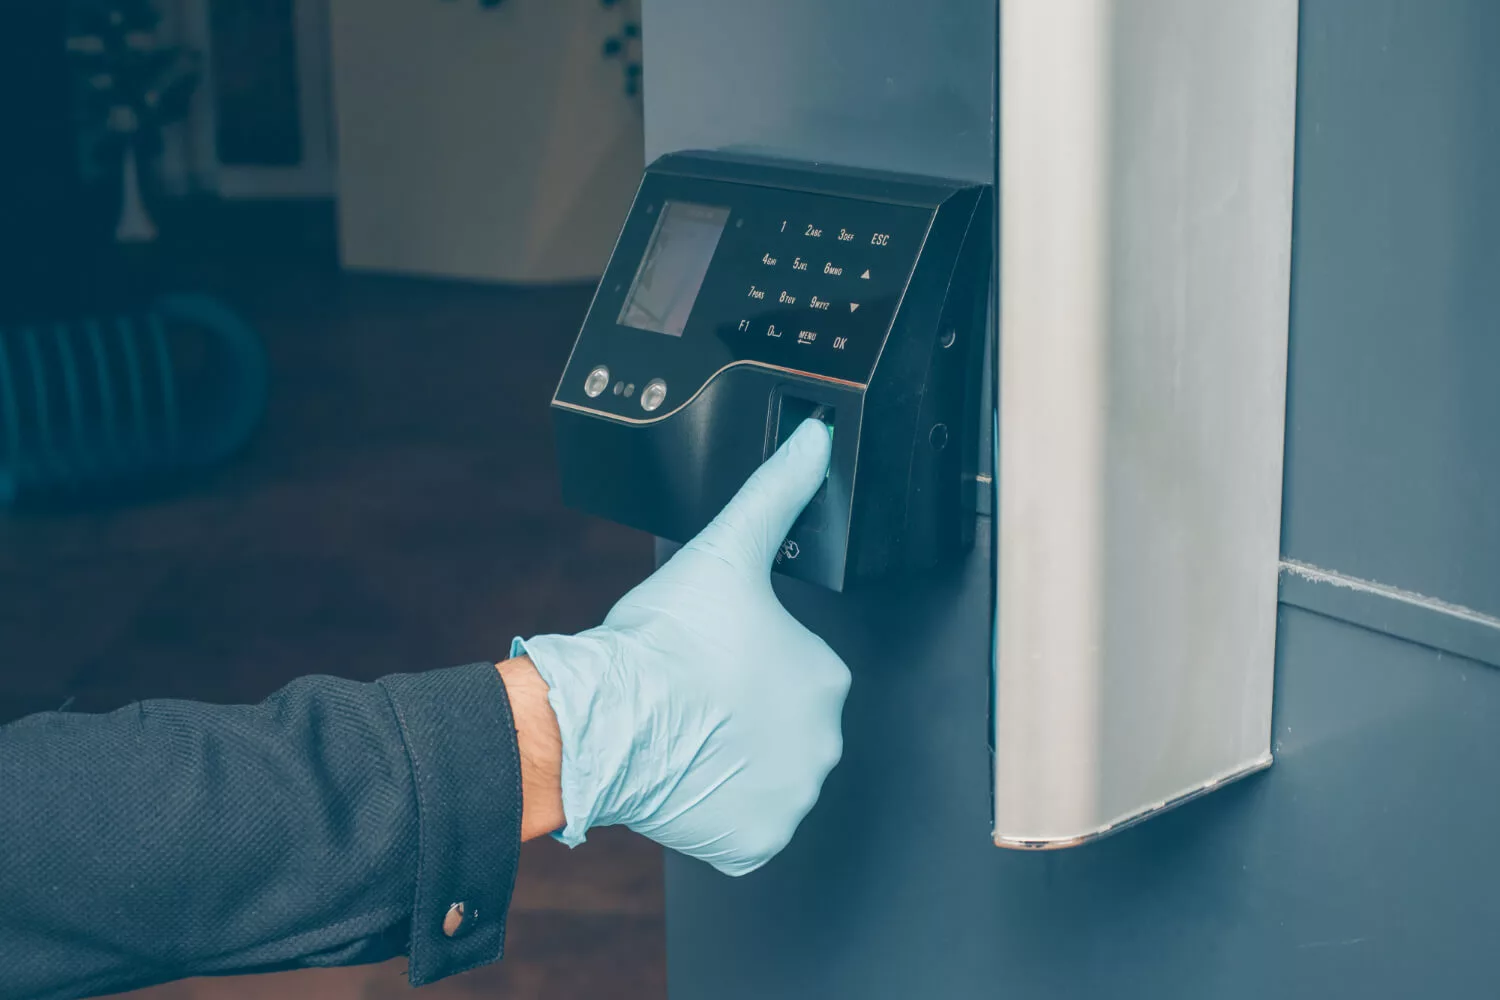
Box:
0;265;664;998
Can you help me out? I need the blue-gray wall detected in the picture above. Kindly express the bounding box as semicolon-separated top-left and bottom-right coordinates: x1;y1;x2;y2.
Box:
1281;0;1500;622
646;1;1500;996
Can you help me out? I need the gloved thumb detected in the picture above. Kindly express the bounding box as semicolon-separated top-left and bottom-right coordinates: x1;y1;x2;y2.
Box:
690;417;833;573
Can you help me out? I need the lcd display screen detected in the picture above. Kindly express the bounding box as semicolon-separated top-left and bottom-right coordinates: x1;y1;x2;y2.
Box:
617;200;730;337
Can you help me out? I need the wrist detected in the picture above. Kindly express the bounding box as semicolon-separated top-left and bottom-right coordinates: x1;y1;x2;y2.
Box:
496;656;565;841
510;631;636;846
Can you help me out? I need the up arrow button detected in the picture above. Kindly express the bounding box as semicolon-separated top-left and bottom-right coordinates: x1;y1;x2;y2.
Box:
859;269;871;279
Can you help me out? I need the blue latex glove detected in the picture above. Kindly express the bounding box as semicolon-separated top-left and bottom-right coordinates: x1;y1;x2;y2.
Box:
512;418;849;876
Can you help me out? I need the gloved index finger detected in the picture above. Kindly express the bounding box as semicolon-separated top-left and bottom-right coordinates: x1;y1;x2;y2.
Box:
689;417;833;573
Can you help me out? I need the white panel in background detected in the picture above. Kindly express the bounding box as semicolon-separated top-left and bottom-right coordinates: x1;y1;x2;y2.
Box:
994;0;1299;846
166;0;339;199
327;0;644;283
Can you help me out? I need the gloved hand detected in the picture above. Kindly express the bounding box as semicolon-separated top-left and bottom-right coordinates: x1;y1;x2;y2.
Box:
513;418;849;876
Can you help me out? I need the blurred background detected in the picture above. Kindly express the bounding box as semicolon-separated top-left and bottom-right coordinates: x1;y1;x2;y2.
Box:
1;0;661;996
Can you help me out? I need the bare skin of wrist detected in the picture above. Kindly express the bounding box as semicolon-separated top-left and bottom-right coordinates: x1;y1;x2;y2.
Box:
496;656;566;841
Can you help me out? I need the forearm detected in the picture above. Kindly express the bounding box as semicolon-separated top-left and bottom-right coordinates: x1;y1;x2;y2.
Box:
0;663;525;1000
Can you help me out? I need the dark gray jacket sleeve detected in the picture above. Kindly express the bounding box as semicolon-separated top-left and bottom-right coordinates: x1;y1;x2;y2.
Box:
0;662;524;1000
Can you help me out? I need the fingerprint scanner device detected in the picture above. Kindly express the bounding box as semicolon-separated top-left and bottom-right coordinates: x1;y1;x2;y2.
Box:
552;152;992;591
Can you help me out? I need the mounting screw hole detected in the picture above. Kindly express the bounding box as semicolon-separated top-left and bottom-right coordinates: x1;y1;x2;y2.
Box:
929;423;949;451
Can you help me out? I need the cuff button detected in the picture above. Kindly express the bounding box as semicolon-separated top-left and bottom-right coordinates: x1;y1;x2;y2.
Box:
443;901;476;939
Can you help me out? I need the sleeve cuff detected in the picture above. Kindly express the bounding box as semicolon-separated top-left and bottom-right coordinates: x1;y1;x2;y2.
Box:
379;662;523;986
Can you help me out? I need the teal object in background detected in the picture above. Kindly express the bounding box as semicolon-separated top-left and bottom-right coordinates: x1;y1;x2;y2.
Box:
0;294;267;505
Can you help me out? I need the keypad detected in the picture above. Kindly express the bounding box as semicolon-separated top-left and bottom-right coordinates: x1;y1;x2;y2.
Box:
724;206;920;378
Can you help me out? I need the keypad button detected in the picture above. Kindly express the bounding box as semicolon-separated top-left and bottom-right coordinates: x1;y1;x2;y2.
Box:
584;366;610;398
820;260;848;279
760;251;780;267
640;379;668;412
797;329;819;346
